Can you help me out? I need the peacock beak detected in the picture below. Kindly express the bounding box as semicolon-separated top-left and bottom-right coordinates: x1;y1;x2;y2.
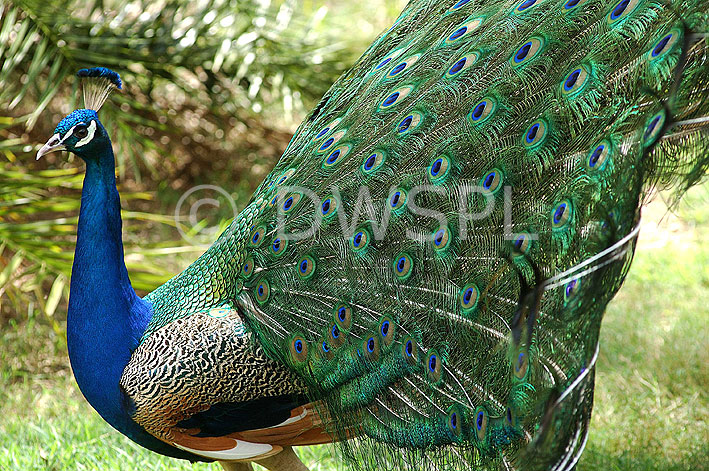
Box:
36;134;66;160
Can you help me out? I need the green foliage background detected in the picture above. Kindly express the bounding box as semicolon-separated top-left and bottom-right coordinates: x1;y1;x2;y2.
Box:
0;0;707;470
0;0;405;317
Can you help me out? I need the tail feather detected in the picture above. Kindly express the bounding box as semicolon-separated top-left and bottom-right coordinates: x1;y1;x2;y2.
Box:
141;1;709;470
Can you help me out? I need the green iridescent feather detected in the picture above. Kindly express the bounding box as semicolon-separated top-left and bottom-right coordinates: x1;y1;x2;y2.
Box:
142;0;709;469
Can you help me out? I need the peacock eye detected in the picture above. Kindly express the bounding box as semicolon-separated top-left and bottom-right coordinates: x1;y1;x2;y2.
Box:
73;125;89;139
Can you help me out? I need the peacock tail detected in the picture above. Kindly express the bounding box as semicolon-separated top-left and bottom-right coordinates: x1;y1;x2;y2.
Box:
138;0;709;469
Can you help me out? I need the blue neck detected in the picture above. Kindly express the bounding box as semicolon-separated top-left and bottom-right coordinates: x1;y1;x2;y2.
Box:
66;143;196;460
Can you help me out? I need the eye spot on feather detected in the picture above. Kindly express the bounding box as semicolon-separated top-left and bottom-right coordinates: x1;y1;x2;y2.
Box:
513;351;529;379
449;0;472;12
445;18;483;45
563;0;583;10
512;233;532;256
328;323;345;348
449;27;467;42
611;0;629;19
314;127;330;140
447;404;464;440
565;70;580;89
321;195;339;218
281;193;301;213
316;130;346;154
468;97;497;124
564;278;581;303
474;406;488;441
652;33;671;57
249;226;266;247
334;303;353;331
445;52;478;78
649;29;681;60
587;140;612;171
376;58;392;70
379;85;414;110
514;0;537;13
277;168;296;185
381;320;390;336
426;350;442;383
607;0;639;25
551;199;573;229
397;112;423;135
389;63;406;77
459;283;479;314
480;168;503;194
402;336;419;365
429;155;451;182
297;255;316;280
319;138;335;152
350;228;371;252
511;37;543;66
323;144;352;168
362;336;380;361
386;54;421;78
241;256;255;278
643;111;666;146
289;334;308;364
393;252;413;280
379;316;395;348
432;226;451;251
362;150;386;173
390;189;407;212
523;119;548;148
515;44;531;62
319;340;334;360
561;65;589;96
375;57;391;69
313;118;341;142
255;279;270;304
270;237;287;257
372;49;405;74
325;149;341;166
449;58;466;75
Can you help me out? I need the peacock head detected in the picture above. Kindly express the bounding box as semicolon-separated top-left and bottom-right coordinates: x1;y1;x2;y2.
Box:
37;67;121;161
37;109;109;160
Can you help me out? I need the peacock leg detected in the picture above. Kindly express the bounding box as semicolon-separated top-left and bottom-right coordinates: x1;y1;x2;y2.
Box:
253;446;310;471
219;461;254;471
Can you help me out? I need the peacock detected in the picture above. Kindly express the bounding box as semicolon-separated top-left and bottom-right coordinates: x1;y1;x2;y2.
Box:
35;1;708;470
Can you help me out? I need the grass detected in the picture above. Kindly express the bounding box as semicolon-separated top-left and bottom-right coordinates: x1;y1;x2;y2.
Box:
578;186;709;471
1;185;707;471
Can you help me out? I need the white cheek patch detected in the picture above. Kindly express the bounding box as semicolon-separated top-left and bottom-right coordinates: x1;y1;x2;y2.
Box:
75;120;97;147
58;125;78;145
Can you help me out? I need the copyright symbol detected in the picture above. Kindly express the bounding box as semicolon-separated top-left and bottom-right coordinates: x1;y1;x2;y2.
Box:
174;184;238;245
